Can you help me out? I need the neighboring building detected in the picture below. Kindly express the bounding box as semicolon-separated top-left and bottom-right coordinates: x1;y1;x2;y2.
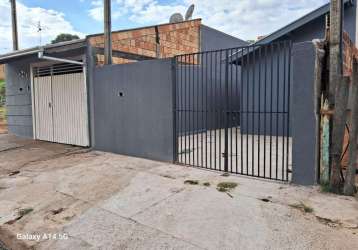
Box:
0;19;247;146
256;0;356;45
230;0;357;136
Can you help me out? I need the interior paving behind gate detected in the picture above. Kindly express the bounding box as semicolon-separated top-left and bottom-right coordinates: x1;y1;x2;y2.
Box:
0;134;357;250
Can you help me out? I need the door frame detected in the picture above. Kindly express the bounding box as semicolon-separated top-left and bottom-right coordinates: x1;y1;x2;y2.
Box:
30;57;90;146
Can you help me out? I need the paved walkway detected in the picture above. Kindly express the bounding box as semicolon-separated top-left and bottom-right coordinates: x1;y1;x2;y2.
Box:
0;134;357;250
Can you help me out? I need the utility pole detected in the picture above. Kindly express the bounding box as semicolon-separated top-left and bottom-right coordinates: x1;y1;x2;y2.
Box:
329;0;345;193
104;0;112;65
10;0;19;50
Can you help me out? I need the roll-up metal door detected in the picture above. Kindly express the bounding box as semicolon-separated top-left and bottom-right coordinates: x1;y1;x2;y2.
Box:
33;63;89;146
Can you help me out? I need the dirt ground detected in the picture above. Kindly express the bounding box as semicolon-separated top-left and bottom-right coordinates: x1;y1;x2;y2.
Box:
0;134;357;250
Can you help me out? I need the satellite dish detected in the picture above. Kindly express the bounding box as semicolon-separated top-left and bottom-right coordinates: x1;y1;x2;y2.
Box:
169;13;184;23
185;4;195;20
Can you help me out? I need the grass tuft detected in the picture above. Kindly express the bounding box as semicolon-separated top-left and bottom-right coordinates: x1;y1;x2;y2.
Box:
184;180;199;185
289;202;314;213
202;182;211;187
18;208;34;217
217;182;238;192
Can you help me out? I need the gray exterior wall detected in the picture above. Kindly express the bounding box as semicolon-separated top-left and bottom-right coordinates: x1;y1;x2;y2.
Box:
5;56;35;137
92;59;174;162
200;25;248;51
291;42;318;185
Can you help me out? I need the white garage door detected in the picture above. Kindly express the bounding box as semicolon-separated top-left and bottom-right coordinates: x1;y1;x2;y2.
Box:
33;63;89;146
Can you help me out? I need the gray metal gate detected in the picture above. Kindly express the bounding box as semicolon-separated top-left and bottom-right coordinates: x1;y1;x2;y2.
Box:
173;41;292;181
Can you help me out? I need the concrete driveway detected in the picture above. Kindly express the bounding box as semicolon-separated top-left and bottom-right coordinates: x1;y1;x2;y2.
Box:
0;134;357;250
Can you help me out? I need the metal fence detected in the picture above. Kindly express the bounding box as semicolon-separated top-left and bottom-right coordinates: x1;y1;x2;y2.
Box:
173;41;292;181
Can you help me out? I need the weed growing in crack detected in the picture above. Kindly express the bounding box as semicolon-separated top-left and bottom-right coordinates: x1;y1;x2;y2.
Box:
217;182;238;192
184;180;199;185
289;202;314;213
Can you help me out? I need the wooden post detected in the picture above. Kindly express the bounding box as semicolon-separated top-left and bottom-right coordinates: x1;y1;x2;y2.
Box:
104;0;112;65
329;0;344;191
330;76;350;193
344;59;358;195
313;40;326;183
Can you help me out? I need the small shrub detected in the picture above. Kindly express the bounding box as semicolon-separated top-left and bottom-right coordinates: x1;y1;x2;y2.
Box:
202;182;210;187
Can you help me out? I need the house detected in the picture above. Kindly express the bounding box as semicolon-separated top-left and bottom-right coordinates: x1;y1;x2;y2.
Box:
0;19;247;151
229;0;357;136
256;0;357;45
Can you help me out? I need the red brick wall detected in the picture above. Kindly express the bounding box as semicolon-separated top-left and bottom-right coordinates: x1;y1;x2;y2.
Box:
89;19;201;65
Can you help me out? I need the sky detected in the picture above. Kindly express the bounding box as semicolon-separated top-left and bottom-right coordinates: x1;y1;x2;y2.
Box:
0;0;330;54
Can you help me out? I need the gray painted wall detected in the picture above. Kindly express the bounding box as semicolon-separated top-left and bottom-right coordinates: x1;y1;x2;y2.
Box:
5;56;35;138
92;59;174;162
291;42;317;185
200;25;248;51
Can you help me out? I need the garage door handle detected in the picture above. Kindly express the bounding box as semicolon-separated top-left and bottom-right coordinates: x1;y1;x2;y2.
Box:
48;102;52;108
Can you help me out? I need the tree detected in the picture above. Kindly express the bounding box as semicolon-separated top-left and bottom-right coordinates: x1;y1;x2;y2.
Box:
51;33;80;44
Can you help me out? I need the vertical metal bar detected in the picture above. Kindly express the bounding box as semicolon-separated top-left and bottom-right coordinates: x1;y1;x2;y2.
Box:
209;52;214;169
192;54;195;166
252;45;256;176
218;50;223;170
282;41;287;180
230;48;234;172
184;55;187;165
180;56;184;163
201;53;204;168
258;46;261;177
205;52;208;169
224;49;229;172
172;58;178;162
214;51;217;170
246;46;250;175
211;51;214;169
276;42;280;179
236;48;239;174
270;43;274;179
286;41;292;181
194;54;200;166
264;45;268;178
196;54;199;167
241;47;244;174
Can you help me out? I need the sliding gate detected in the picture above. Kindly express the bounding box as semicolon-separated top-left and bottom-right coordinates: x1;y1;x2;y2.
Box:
174;41;292;181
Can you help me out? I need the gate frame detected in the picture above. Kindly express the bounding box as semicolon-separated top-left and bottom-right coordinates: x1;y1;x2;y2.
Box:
173;41;293;182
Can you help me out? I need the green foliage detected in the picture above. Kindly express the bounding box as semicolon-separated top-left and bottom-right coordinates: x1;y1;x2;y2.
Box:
51;33;80;44
0;80;5;106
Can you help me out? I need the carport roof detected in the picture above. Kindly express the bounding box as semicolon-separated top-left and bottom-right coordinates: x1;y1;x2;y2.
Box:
0;38;86;64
